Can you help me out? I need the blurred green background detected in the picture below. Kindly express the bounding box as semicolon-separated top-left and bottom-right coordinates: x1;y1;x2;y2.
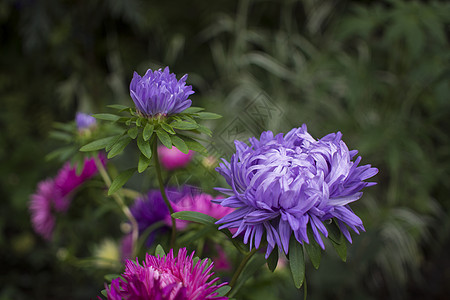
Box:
1;0;449;299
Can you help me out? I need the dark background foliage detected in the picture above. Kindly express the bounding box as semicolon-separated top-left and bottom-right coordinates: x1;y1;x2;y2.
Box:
0;0;449;299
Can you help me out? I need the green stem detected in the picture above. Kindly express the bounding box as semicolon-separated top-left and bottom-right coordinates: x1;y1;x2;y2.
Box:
228;247;259;290
94;156;139;258
303;277;307;300
152;140;176;248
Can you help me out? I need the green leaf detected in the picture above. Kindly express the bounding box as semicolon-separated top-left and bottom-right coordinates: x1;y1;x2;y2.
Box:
49;131;72;142
105;134;123;152
267;247;279;272
183;107;204;114
304;229;322;269
138;153;151;173
143;123;154;141
107;137;131;159
156;130;172;149
104;274;120;282
101;289;107;297
331;237;347;262
195;112;222;119
137;135;152;159
92;113;120;122
155;244;166;257
195;124;212;136
170;121;199;130
80;136;117;152
172;211;217;226
45;146;76;161
108;168;136;196
170;135;189;154
178;135;207;154
107;104;129;111
289;236;305;289
325;220;343;244
215;286;231;297
229;255;267;297
127;127;138;139
161;123;175;134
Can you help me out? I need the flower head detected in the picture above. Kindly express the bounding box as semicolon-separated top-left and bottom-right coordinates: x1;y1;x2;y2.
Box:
29;179;56;240
158;145;194;170
104;248;228;300
130;67;194;117
76;112;97;130
214;124;378;258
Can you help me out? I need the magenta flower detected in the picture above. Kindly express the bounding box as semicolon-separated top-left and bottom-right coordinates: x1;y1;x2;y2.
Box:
214;125;378;258
158;145;194;170
29;155;104;239
130;67;194;117
104;248;228;300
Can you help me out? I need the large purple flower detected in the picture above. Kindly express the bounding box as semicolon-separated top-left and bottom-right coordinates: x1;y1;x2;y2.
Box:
130;67;194;117
104;248;228;300
214;124;378;258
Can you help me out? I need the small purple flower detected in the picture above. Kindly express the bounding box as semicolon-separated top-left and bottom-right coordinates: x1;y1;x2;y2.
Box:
76;112;97;130
158;145;194;170
104;248;228;300
130;67;194;117
214;124;378;258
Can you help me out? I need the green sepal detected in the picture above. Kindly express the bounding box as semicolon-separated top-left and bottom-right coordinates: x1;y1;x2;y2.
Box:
215;286;231;297
80;136;117;152
195;112;222;119
156;130;172;149
143;123;154;141
137;135;152;159
155;244;166;257
170;120;199;130
161;123;175;134
267;247;279;272
289;236;305;289
107;137;131;159
101;289;107;297
92;113;120;122
304;228;322;269
170;135;189;154
108;168;136;196
127;127;138;139
138;153;151;173
183;107;204;114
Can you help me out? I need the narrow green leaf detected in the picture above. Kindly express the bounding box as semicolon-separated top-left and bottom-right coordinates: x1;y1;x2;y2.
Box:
45;146;76;161
80;136;117;152
137;135;152;159
215;286;231;297
49;131;72;142
289;236;305;289
127;127;138;139
326;220;343;244
101;289;107;297
155;244;166;257
108;168;136;196
172;211;217;226
183;107;204;114
138;153;151;173
267;247;279;272
104;274;120;282
107;104;129;110
229;255;267;297
331;237;347;262
143;123;154;141
161;123;175;134
196;124;212;136
105;134;123;152
92;113;120;122
178;135;207;154
304;229;322;269
170;121;199;130
107;137;131;159
195;112;222;119
170;135;189;154
156;130;172;149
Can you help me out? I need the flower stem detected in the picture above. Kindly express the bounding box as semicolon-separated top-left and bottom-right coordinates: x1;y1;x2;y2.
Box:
94;156;139;258
152;140;176;248
228;247;259;290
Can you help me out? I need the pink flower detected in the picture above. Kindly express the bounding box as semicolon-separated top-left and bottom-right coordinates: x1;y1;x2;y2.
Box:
29;179;56;240
104;248;228;300
158;146;193;170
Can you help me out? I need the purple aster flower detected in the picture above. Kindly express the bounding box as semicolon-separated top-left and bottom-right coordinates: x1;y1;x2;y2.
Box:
129;67;194;117
29;179;56;240
214;124;378;258
104;248;228;300
76;112;97;130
